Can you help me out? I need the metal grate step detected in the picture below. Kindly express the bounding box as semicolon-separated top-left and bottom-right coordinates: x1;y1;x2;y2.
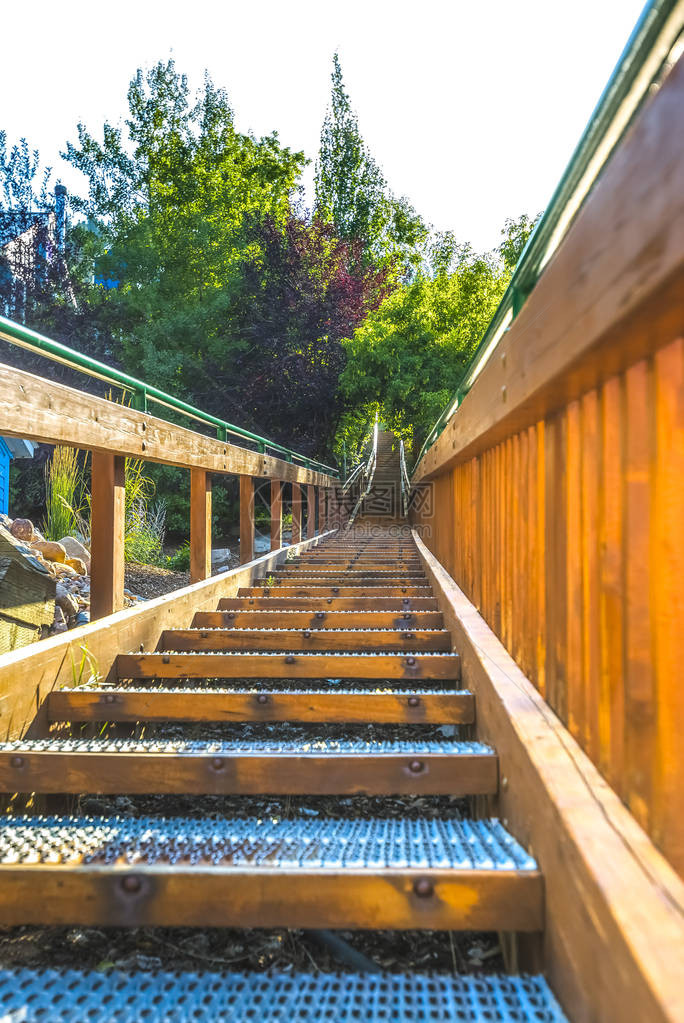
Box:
0;813;536;869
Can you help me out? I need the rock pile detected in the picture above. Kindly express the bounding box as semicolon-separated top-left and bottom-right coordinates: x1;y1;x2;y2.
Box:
0;515;143;635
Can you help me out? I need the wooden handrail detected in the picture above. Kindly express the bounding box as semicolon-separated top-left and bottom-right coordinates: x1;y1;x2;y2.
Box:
0;361;338;619
410;53;684;876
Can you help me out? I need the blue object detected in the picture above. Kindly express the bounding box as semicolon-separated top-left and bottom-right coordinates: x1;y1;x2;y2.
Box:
0;437;12;515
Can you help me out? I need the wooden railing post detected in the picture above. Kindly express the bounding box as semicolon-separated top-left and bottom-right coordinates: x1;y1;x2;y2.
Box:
90;451;125;621
190;468;212;582
307;484;316;539
239;476;254;565
270;479;283;551
291;483;302;544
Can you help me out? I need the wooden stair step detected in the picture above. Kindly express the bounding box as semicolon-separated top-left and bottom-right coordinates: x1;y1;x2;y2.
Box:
218;596;440;611
0;736;494;795
116;651;461;680
0;812;541;931
48;684;475;723
0;969;565;1021
158;628;451;652
193;610;445;629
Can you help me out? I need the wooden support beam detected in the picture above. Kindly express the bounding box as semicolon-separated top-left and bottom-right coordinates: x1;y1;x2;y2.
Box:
189;469;212;583
307;484;316;538
116;651;461;681
0;748;493;796
0;867;542;932
90;452;125;621
270;480;282;551
291;483;302;544
239;476;254;565
156;628;450;652
48;687;475;725
193;610;445;630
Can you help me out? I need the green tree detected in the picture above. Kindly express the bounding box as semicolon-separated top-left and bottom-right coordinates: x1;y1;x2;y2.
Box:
337;242;508;456
497;212;542;273
64;61;306;402
315;54;426;276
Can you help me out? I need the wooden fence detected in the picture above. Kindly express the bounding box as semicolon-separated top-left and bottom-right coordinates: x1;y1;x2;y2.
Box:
0;361;338;619
412;54;684;874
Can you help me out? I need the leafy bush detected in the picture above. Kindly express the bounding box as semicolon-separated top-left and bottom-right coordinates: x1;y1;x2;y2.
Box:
166;542;190;572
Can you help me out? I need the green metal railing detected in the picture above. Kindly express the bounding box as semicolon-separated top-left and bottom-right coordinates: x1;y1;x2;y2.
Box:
0;314;339;478
412;0;683;476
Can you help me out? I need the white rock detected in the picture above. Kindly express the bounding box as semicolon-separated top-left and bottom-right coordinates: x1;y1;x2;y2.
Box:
55;582;79;618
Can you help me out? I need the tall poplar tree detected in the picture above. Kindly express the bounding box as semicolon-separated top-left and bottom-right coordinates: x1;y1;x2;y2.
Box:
315;55;425;276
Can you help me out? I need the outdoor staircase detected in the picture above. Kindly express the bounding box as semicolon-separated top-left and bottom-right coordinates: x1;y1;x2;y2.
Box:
360;431;403;518
0;521;565;1021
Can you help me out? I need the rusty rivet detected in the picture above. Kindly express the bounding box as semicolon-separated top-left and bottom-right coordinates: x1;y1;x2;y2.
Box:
256;694;269;705
408;759;424;774
285;655;295;665
407;696;420;708
406;656;416;667
211;757;225;770
120;874;143;895
10;755;24;769
303;630;311;639
413;877;434;898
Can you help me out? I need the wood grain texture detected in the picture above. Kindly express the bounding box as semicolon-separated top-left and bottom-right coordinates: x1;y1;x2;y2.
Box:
0;364;336;487
0;749;494;796
192;610;445;630
190;468;212;583
158;628;451;652
0;867;541;931
90;452;125;620
47;688;475;724
116;651;461;681
415;530;684;1023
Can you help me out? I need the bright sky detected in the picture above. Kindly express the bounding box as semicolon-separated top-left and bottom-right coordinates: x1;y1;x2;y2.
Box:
1;0;646;252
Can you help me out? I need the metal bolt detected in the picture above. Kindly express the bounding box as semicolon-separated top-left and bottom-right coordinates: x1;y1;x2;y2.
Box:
402;598;410;606
225;613;235;621
162;655;170;664
120;875;142;894
316;612;324;620
256;694;269;705
406;656;416;667
413;877;434;898
327;598;332;605
104;694;116;704
332;587;339;594
401;588;407;594
407;696;420;708
211;757;225;770
303;630;311;639
200;632;209;639
285;655;295;665
408;759;424;774
9;755;24;769
402;633;415;641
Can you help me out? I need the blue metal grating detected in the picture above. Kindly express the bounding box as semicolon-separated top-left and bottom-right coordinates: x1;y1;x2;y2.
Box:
0;969;567;1021
0;814;536;870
